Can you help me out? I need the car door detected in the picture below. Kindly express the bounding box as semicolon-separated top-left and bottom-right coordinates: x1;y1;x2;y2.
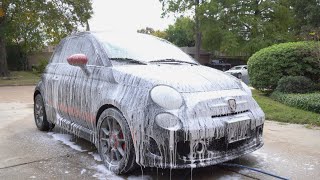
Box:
42;40;66;122
62;35;104;128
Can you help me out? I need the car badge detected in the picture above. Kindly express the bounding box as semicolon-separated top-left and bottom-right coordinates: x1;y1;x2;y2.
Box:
228;99;237;113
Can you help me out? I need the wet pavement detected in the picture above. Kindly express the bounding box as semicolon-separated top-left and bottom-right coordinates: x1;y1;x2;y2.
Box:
0;86;319;180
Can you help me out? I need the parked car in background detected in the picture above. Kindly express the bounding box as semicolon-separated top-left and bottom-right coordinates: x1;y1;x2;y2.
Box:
205;59;231;71
33;32;264;174
225;65;248;79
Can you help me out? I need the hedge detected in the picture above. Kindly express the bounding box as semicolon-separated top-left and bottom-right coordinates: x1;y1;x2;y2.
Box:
276;76;315;94
271;91;320;114
248;41;320;90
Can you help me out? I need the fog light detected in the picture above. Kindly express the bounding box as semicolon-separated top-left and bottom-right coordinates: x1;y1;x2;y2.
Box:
193;141;206;153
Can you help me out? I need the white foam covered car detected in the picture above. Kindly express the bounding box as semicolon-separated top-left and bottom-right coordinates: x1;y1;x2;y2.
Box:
33;32;265;174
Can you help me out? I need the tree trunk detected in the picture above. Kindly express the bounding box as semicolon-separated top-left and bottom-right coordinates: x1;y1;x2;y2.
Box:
86;20;90;31
0;35;9;77
195;0;202;63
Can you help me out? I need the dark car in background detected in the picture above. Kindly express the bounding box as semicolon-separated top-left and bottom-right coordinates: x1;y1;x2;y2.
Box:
205;59;231;71
33;32;265;174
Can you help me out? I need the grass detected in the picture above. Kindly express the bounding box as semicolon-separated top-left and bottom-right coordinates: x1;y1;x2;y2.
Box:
252;90;320;126
271;91;320;114
0;71;40;86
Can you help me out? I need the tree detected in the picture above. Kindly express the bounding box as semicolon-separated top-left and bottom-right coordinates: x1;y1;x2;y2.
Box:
165;17;195;47
0;0;93;77
291;0;320;40
160;0;203;60
200;0;294;55
137;27;155;34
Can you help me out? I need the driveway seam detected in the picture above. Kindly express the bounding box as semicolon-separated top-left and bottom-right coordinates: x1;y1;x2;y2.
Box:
0;151;87;170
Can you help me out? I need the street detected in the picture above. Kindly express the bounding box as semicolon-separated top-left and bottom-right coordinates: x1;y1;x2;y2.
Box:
0;86;319;180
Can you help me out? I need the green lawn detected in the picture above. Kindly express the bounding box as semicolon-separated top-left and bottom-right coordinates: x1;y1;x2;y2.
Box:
253;90;320;126
0;71;40;86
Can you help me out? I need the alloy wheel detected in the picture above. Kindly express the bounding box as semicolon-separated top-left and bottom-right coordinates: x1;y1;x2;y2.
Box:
99;116;126;165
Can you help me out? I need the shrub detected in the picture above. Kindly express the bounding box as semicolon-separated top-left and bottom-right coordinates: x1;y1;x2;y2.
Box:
248;41;320;90
271;91;320;114
276;76;314;93
32;59;48;74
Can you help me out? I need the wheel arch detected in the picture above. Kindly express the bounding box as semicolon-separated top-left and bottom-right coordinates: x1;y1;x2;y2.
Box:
96;104;120;126
34;90;41;100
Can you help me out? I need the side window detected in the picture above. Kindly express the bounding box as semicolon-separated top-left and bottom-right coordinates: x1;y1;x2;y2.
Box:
50;40;64;63
52;35;102;65
59;37;82;63
80;36;102;66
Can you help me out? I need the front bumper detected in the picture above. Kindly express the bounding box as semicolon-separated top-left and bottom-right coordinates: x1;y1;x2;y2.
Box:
144;114;264;169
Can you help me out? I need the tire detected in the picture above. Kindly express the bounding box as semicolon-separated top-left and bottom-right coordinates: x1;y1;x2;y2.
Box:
97;108;136;174
34;94;54;131
237;73;242;79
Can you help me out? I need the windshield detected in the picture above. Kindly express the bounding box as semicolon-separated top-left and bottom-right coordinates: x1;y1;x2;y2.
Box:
231;66;243;70
94;32;197;64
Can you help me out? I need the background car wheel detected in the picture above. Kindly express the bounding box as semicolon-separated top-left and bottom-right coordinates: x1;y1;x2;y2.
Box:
34;94;54;131
97;108;136;174
237;73;242;79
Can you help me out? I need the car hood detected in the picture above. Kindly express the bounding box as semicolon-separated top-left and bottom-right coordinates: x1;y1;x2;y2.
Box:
112;64;242;93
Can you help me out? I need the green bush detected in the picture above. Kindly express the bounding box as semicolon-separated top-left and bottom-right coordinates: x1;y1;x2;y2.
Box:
271;91;320;114
248;41;320;90
32;59;48;74
276;76;315;93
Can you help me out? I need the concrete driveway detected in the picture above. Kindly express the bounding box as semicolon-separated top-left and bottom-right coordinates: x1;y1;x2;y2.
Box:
0;86;319;180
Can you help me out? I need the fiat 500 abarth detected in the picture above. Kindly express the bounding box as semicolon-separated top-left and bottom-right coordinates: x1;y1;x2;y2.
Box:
33;32;265;174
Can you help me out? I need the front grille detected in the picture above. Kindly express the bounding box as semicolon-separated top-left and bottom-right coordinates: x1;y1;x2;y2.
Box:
177;128;259;159
211;110;249;118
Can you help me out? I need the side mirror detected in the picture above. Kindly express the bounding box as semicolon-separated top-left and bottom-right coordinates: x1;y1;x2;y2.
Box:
67;54;88;67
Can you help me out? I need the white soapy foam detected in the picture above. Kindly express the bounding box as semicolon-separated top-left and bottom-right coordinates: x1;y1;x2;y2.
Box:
88;151;102;162
80;169;87;175
47;132;86;152
127;175;153;180
91;164;124;180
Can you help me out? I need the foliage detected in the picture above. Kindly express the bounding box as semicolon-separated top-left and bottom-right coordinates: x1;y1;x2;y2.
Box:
271;91;320;114
248;41;320;90
0;0;93;76
2;0;92;52
137;27;168;40
291;0;320;41
165;17;195;47
6;45;26;71
159;0;196;16
276;76;315;94
137;17;195;47
137;27;156;34
200;0;295;55
253;90;320;126
152;30;167;39
32;59;48;74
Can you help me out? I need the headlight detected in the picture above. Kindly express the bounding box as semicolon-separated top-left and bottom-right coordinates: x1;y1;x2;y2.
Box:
241;82;252;96
155;113;181;130
150;85;183;110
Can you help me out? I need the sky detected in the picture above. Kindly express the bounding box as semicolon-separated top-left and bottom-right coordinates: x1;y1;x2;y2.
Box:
88;0;175;32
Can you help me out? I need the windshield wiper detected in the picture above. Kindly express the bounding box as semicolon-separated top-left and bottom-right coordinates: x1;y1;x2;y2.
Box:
149;59;198;65
110;58;147;65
